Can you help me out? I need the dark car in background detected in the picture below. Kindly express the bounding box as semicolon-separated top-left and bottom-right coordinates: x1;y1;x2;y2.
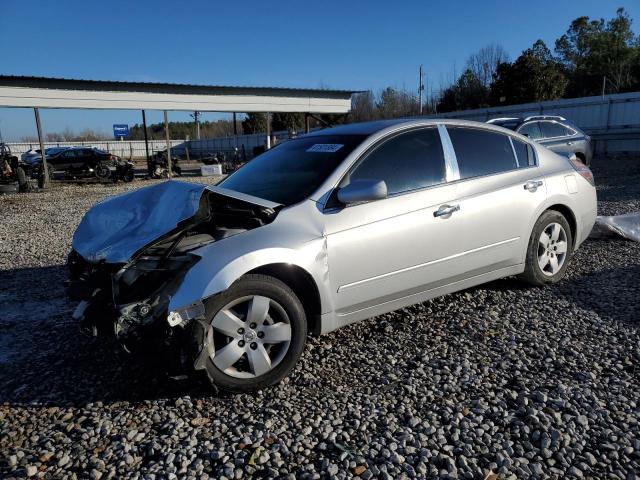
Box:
487;115;592;165
39;147;118;179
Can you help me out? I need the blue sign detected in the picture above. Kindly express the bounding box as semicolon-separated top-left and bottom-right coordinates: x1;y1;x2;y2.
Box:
113;124;129;138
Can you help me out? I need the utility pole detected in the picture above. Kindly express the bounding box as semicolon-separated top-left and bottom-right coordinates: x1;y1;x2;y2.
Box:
191;111;201;140
418;65;425;115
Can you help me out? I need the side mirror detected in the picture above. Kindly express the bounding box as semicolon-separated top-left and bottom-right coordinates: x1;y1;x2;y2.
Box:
337;179;388;204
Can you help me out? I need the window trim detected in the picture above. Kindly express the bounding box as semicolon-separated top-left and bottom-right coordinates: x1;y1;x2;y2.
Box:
445;125;539;183
516;121;544;141
325;125;449;211
437;124;460;182
519;120;577;141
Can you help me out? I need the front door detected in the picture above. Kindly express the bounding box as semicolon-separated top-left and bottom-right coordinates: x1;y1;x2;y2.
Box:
324;127;468;315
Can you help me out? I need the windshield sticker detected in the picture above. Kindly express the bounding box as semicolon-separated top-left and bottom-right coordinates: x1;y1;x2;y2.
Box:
306;144;344;153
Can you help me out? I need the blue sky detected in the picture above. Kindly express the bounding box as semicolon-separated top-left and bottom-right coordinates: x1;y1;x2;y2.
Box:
1;0;637;140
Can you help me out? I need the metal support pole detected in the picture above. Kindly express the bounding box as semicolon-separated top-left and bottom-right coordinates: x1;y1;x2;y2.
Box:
142;110;150;176
418;65;424;115
266;112;271;150
233;112;237;135
34;107;49;187
304;113;310;134
164;110;172;176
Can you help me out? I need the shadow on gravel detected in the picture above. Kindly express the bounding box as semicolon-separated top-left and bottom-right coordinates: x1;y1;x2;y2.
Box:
553;261;640;325
477;259;640;326
0;265;219;408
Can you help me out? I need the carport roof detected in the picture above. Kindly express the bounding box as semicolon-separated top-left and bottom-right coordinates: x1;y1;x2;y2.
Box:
0;75;360;113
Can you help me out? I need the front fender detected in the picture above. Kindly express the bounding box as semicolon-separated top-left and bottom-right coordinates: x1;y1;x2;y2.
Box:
168;239;330;313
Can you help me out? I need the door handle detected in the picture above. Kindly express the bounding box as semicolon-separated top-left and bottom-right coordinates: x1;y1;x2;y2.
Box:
567;141;574;146
524;180;543;191
434;204;460;218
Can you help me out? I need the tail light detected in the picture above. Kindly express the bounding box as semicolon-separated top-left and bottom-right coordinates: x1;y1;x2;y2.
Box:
569;156;595;186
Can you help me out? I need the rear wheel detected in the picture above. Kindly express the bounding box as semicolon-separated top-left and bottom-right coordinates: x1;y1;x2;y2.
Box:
519;210;573;286
196;274;306;392
96;163;111;179
16;167;30;192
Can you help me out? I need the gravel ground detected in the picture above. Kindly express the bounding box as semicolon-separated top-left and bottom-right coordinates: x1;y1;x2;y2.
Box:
0;156;639;480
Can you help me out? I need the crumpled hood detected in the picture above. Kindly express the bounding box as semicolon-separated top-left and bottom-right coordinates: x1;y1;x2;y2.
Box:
73;181;207;264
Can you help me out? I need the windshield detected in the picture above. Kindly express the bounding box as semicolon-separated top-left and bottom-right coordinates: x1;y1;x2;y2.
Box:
219;134;366;205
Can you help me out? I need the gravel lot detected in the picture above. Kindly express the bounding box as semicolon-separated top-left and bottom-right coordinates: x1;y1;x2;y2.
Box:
1;156;639;480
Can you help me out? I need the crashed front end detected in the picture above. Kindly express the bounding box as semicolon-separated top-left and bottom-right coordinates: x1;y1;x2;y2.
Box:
68;237;204;356
67;180;280;368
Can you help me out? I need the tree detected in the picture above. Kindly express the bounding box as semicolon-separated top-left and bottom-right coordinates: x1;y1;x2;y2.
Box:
436;69;489;112
350;91;377;122
490;40;568;105
271;113;304;133
466;44;509;89
241;113;267;134
555;8;640;96
376;87;417;119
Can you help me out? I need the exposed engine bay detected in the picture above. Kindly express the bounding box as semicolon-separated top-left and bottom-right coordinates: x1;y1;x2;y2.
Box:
67;184;280;365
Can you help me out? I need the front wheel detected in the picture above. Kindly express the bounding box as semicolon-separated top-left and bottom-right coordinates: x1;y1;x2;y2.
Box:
196;274;307;392
519;210;573;286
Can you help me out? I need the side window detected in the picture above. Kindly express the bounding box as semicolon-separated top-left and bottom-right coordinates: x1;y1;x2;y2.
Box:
346;128;446;195
63;150;76;158
540;121;570;139
512;138;536;168
518;122;542;140
447;127;517;179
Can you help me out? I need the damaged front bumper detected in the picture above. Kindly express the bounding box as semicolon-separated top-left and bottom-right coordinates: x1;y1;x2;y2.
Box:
67;248;205;359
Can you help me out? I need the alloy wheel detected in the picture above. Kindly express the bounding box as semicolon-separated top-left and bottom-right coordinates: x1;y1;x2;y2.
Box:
208;295;292;379
537;222;568;276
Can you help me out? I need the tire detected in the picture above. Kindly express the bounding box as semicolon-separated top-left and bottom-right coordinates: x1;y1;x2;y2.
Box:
196;274;307;393
519;210;573;286
16;167;30;193
96;163;111;179
122;168;134;182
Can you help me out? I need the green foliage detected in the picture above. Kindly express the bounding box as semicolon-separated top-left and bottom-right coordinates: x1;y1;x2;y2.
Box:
555;8;640;96
127;119;236;140
438;69;490;112
490;40;568;105
242;113;267;134
376;87;418;118
271;113;305;133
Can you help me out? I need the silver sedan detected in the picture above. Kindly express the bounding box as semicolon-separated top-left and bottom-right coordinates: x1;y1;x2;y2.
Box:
69;119;597;392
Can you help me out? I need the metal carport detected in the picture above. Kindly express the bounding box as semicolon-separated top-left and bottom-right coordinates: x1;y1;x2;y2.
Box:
0;75;357;182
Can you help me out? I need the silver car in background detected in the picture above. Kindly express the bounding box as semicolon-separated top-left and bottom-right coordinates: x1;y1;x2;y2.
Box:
68;119;597;392
487;115;593;166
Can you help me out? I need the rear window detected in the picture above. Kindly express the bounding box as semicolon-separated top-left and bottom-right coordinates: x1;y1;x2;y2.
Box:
447;127;517;179
512;138;536;168
518;122;543;140
540;121;573;138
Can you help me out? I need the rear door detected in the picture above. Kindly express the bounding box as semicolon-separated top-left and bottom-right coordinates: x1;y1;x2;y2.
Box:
445;127;546;272
538;121;576;157
57;150;78;169
324;127;469;315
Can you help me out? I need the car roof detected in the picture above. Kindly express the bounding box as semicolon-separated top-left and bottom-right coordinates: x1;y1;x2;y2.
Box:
304;118;518;137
